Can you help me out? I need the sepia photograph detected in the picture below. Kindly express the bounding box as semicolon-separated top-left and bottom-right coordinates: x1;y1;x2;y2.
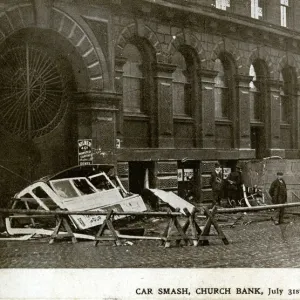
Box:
1;0;300;299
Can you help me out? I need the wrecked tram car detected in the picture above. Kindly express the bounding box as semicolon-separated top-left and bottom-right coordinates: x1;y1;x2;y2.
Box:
7;164;147;232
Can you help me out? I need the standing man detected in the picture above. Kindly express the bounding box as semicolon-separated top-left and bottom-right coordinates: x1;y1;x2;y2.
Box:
210;162;223;206
226;165;244;206
269;172;287;225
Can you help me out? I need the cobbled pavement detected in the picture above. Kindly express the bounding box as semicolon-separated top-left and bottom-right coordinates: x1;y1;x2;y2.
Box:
1;214;300;268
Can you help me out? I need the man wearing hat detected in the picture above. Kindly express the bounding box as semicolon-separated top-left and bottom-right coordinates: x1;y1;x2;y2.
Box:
227;164;244;206
209;162;223;206
269;172;287;224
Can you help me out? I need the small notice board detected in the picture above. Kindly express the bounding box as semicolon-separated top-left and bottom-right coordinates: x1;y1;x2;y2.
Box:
223;168;231;179
78;139;93;165
178;168;194;182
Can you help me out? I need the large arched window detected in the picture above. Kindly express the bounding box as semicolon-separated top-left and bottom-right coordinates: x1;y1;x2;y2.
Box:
172;51;191;116
214;58;229;119
249;59;268;158
249;64;262;121
213;53;236;149
121;40;155;148
123;44;145;114
172;46;198;148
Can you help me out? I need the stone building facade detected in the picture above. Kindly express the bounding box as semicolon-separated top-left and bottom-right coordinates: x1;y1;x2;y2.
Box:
1;0;300;203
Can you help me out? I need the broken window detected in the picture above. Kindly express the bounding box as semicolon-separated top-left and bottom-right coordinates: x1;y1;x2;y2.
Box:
72;179;96;195
32;186;58;209
89;174;115;191
51;180;79;198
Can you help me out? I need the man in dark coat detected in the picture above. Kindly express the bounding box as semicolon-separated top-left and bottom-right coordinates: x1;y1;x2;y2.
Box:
269;172;287;224
209;162;223;206
226;165;243;206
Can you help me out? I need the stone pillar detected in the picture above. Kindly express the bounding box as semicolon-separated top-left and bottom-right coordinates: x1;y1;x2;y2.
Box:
286;85;299;157
294;88;300;151
154;63;176;148
114;56;127;137
75;92;121;165
235;75;252;149
267;79;285;157
191;68;201;148
198;69;218;149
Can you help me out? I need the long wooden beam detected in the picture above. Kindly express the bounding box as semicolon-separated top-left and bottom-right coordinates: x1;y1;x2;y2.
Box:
217;202;300;214
2;202;300;217
0;208;183;217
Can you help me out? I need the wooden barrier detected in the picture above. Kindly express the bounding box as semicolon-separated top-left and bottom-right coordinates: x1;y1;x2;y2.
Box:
160;208;191;248
2;201;300;245
199;207;229;245
181;208;202;246
49;215;77;244
0;207;227;247
94;210;121;246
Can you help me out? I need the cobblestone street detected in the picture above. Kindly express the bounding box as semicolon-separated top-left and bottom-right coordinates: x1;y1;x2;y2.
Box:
1;213;300;268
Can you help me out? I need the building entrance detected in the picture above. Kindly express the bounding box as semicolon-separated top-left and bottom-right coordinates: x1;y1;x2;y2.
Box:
177;160;200;201
0;29;77;205
250;127;265;159
128;161;155;194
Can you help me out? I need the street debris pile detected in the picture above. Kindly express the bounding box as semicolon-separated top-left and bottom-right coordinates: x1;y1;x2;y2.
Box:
2;161;299;244
2;164;197;242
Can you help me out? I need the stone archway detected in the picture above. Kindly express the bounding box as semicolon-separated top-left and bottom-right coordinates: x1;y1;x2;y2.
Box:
0;4;106;91
0;27;87;204
211;39;241;72
0;28;76;160
247;46;275;78
168;31;205;66
0;3;112;204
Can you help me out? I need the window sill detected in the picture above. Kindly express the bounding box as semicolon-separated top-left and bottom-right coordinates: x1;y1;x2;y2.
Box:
124;113;150;121
215;118;232;125
250;120;264;126
174;116;193;123
280;122;291;128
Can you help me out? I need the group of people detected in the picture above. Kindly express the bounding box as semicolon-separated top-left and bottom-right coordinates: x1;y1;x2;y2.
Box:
210;162;244;207
210;162;287;216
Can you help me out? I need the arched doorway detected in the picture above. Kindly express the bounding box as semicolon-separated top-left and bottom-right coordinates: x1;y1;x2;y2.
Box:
0;28;83;204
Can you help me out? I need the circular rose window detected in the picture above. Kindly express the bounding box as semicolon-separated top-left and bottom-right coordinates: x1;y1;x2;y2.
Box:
0;43;69;139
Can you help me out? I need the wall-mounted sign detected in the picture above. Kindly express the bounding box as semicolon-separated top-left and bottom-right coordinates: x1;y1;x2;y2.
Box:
78;139;93;166
178;168;194;182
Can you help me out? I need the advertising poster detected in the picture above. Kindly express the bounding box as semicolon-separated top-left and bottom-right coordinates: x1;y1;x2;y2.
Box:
78;139;93;165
